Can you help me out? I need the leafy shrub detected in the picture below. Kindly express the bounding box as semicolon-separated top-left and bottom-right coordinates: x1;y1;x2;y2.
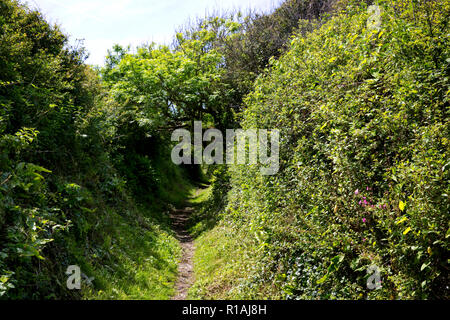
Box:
204;0;449;299
0;0;185;299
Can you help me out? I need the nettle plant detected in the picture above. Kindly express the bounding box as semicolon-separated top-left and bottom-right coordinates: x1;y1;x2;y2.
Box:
0;128;70;297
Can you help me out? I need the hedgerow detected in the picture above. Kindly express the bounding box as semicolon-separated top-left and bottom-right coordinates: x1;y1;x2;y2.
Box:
0;0;184;299
195;0;449;299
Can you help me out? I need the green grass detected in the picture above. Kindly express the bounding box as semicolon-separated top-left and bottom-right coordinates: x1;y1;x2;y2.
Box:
188;222;279;300
73;161;197;300
189;185;212;205
81;205;181;300
189;223;241;299
186;185;225;239
187;188;280;300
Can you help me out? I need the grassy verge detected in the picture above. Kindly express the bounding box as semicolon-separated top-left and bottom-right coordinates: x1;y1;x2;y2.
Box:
187;184;280;300
189;221;282;300
80;205;181;300
66;161;196;300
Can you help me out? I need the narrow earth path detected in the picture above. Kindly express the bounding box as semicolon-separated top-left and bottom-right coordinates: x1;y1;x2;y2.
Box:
170;206;195;300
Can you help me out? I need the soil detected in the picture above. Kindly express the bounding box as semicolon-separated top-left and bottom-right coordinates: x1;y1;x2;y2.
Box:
170;207;195;300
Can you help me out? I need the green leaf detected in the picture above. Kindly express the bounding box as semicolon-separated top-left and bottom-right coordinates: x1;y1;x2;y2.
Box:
420;262;430;271
395;216;407;224
399;201;406;211
317;274;328;284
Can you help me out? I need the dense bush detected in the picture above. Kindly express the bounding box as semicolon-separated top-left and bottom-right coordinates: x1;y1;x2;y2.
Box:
0;0;184;299
195;0;449;299
2;0;448;300
0;0;95;297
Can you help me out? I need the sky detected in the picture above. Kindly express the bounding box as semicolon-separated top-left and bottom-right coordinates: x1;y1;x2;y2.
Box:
25;0;280;66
